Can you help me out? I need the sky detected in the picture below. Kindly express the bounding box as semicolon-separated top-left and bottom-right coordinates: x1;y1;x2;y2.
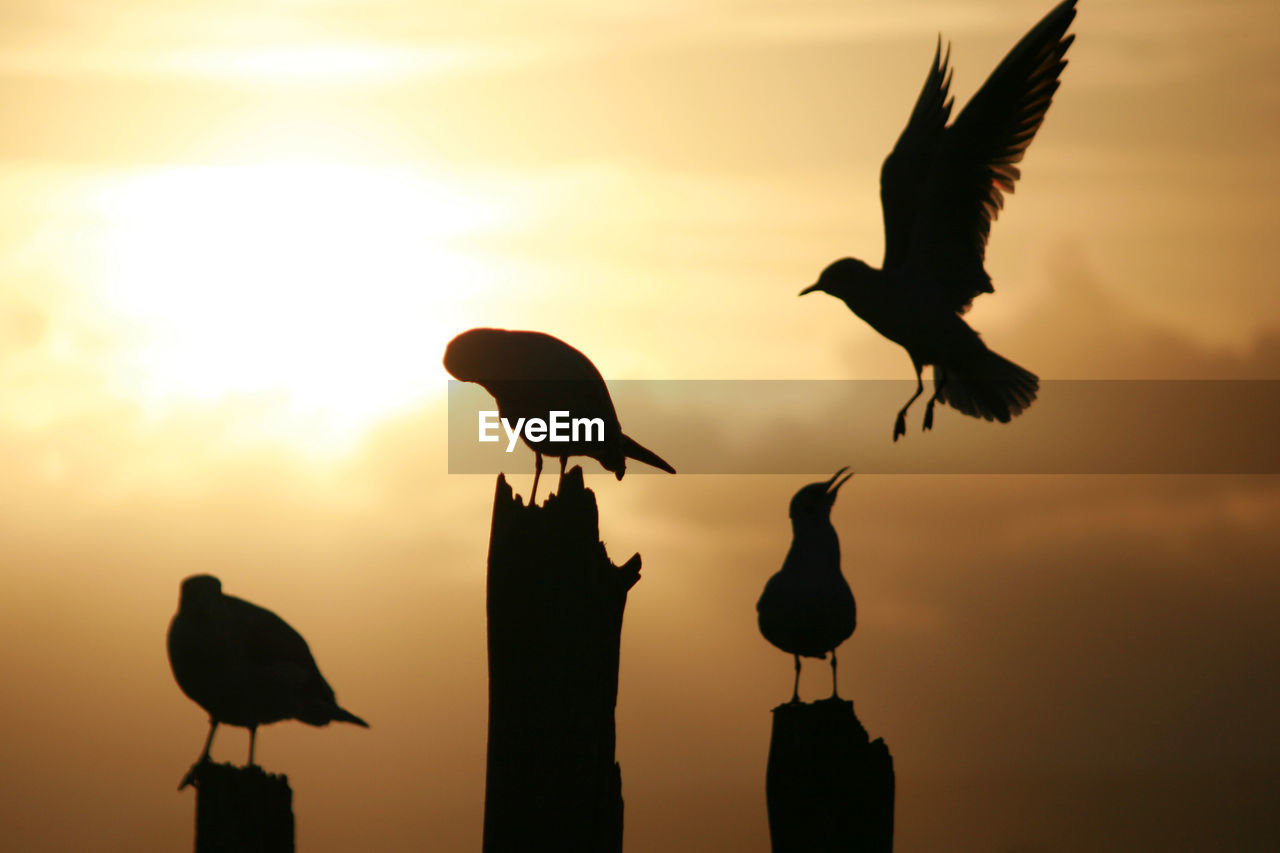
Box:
0;1;1278;850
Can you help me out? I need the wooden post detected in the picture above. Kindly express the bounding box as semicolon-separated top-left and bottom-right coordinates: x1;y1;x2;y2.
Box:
190;762;294;853
483;467;640;853
766;698;895;853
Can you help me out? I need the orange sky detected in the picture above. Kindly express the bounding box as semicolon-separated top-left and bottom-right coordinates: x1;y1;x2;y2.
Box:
1;1;1278;851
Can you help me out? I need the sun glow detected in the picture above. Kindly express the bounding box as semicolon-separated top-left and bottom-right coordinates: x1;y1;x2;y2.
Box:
85;161;509;448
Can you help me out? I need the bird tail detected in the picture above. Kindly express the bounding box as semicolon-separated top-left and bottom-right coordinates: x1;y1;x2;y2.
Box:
620;433;676;476
332;705;370;728
937;347;1038;423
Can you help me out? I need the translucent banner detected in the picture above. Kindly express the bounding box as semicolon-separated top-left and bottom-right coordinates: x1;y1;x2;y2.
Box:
447;380;1280;475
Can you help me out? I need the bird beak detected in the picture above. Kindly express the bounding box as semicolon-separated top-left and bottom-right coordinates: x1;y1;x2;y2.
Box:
799;283;821;296
824;466;854;503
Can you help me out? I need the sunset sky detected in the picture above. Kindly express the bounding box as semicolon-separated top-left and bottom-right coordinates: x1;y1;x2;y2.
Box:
1;1;1278;851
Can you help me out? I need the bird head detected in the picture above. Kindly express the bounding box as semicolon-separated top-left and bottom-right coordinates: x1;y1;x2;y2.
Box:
789;467;854;521
178;574;222;610
443;328;514;383
800;257;875;303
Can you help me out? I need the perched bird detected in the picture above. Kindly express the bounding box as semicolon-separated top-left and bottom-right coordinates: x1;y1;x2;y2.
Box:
757;468;857;703
802;0;1077;440
444;327;676;502
167;575;368;789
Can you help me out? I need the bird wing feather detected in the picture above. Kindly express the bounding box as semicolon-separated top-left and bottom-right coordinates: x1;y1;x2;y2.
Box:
880;38;954;273
224;595;334;700
887;0;1076;312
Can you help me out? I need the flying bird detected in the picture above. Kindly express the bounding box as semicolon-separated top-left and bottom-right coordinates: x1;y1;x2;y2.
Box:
444;327;676;502
801;0;1077;440
167;574;368;789
757;468;856;703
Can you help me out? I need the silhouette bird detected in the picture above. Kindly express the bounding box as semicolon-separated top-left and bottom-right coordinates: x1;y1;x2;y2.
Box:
167;574;368;789
801;0;1077;440
757;468;857;703
444;327;675;502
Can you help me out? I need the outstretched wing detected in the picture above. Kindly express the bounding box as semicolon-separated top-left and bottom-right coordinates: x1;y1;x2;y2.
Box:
880;39;954;273
909;0;1077;312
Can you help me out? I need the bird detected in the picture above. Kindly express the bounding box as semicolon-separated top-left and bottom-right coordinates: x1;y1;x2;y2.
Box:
757;467;857;703
444;327;675;503
167;574;369;789
801;0;1076;440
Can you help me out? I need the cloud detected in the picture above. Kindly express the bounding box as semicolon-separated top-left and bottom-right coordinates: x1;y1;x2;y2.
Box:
1005;249;1280;379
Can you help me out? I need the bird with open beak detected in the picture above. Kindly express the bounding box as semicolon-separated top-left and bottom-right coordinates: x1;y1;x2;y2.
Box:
757;468;857;703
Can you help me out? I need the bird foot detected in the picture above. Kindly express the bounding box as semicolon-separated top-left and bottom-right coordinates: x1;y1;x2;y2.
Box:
893;412;907;441
177;757;209;792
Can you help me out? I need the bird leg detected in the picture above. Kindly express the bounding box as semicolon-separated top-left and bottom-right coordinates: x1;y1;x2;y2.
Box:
830;650;841;700
247;724;258;768
791;654;802;704
178;718;219;790
923;369;948;432
894;364;925;441
558;456;567;489
530;452;543;504
199;718;219;763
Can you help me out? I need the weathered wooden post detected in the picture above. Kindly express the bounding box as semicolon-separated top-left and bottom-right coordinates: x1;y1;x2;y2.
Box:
188;762;294;853
483;467;640;853
766;698;894;852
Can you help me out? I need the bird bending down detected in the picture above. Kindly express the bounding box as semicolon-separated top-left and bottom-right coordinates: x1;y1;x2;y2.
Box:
444;327;676;503
802;0;1077;440
167;575;369;789
757;468;857;703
